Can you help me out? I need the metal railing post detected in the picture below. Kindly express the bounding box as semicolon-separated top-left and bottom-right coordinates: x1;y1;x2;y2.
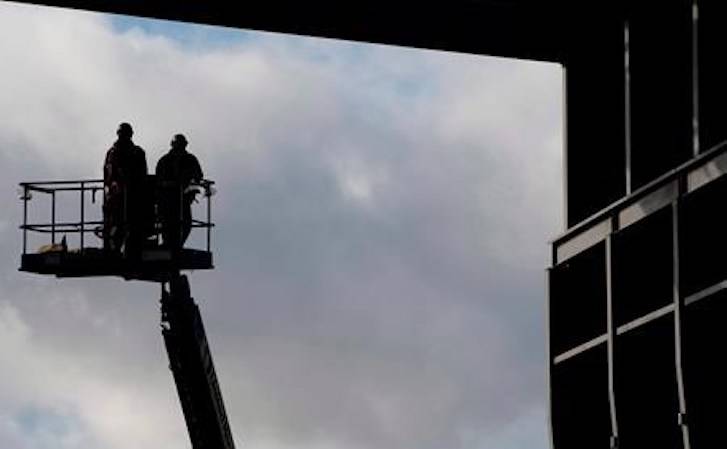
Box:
206;184;211;252
179;183;184;247
80;181;85;251
51;191;56;244
22;185;28;254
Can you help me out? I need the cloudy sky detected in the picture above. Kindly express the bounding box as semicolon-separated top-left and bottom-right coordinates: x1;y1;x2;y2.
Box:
0;2;563;449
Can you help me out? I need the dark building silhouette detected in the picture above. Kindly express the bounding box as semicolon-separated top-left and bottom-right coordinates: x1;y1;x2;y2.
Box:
550;4;727;449
14;1;727;448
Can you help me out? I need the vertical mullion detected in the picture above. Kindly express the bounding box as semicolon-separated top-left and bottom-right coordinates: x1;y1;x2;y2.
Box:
673;199;691;449
606;234;619;449
546;267;555;449
563;66;570;228
624;21;632;195
692;0;700;155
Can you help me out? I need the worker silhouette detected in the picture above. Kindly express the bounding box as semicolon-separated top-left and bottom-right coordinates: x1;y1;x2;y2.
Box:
156;134;203;251
103;122;149;257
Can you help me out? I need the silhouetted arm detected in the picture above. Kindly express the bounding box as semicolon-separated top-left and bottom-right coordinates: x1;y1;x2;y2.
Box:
191;155;203;182
140;149;148;176
155;155;164;178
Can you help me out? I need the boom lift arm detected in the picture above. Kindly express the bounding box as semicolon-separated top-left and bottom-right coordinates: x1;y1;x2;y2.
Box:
18;178;235;448
161;274;236;449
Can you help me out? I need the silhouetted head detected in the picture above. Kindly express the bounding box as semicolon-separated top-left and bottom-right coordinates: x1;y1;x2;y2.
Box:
117;122;133;141
171;133;188;150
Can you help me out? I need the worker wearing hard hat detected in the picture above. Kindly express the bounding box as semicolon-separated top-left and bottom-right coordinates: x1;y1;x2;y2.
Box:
103;122;149;257
155;133;204;251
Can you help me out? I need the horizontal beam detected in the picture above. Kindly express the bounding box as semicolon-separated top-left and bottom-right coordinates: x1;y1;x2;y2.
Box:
552;139;727;254
6;0;578;62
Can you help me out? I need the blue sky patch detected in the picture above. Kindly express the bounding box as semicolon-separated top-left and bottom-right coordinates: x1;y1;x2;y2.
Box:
15;407;77;437
110;14;254;50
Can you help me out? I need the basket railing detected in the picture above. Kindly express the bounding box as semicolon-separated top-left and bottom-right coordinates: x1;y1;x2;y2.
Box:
19;177;215;255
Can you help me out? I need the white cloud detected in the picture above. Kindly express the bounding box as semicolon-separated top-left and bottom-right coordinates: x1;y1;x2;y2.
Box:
0;2;562;449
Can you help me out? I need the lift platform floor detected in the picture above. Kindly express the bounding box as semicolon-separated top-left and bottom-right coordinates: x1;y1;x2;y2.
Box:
19;247;213;282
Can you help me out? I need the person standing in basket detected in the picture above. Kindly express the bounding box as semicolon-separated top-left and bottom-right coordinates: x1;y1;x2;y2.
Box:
103;122;148;257
156;134;203;251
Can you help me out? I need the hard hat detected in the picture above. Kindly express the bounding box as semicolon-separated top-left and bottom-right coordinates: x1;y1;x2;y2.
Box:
172;134;188;146
117;122;133;136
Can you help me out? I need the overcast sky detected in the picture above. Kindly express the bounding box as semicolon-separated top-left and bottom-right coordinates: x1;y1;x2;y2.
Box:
0;2;563;449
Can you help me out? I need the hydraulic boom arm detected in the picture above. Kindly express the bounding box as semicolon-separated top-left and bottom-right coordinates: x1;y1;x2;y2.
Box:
161;274;236;449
